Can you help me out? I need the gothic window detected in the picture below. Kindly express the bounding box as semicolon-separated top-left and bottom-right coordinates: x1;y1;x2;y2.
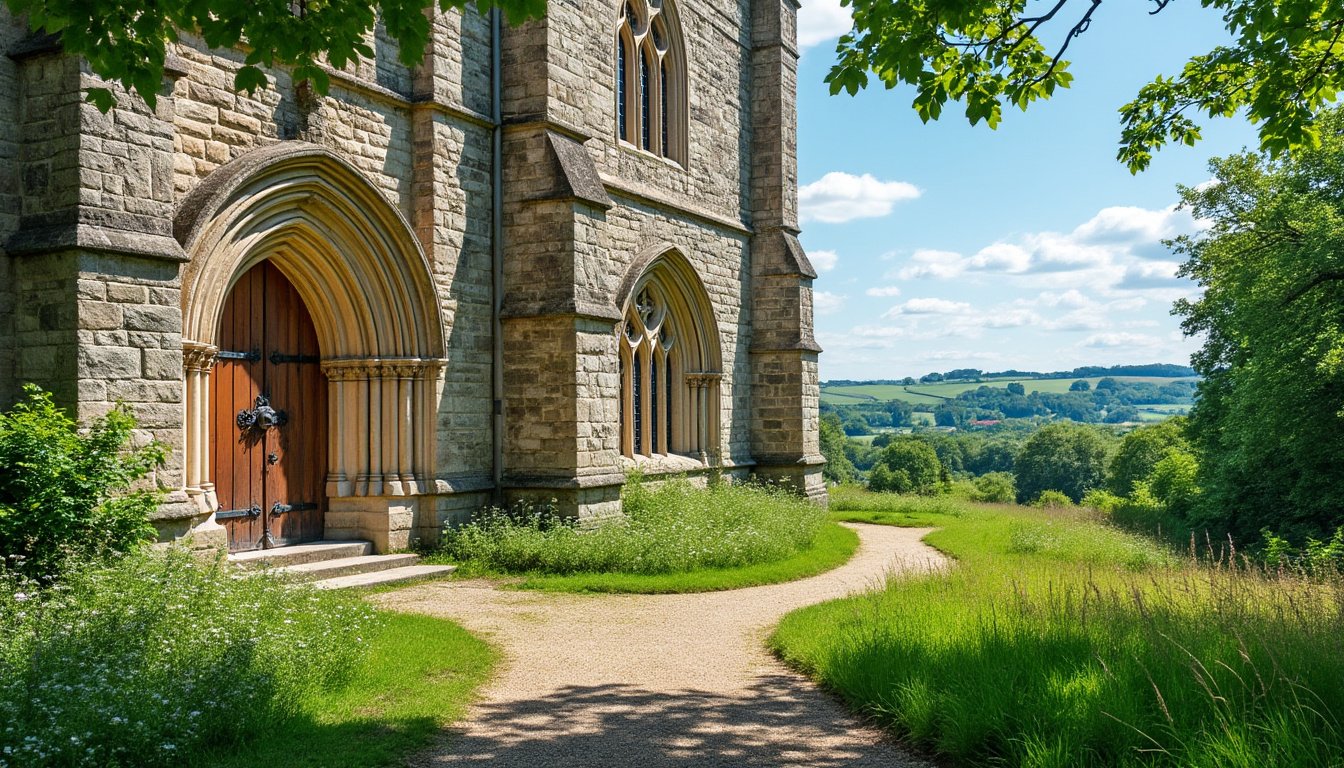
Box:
616;0;685;164
618;257;720;460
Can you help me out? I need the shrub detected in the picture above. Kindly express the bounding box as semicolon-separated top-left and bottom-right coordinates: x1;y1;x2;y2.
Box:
0;386;164;580
1147;448;1201;518
1081;489;1124;514
970;472;1015;504
440;475;827;575
1033;489;1074;508
0;548;374;767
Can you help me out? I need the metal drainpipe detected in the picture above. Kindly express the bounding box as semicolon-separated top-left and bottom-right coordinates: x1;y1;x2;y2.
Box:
490;7;505;506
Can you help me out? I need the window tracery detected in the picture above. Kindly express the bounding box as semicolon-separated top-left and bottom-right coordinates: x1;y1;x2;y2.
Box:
616;0;685;164
618;261;720;460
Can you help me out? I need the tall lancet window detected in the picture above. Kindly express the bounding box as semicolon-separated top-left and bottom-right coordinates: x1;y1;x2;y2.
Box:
618;254;721;461
615;0;686;164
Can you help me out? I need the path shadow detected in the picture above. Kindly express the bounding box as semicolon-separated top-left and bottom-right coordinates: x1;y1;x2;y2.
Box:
416;675;929;767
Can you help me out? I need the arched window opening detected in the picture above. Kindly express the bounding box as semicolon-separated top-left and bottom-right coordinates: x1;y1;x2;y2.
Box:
614;0;685;164
618;257;720;461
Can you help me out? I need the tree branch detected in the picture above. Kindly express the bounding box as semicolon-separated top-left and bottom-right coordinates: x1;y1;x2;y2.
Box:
1282;270;1344;306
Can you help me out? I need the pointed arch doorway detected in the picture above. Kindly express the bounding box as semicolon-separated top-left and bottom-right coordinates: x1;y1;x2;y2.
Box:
212;261;327;551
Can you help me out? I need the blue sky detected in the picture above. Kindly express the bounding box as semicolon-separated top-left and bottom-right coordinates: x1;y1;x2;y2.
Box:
794;1;1260;381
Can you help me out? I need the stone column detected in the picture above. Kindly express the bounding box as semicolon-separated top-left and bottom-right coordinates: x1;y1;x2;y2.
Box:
747;0;826;501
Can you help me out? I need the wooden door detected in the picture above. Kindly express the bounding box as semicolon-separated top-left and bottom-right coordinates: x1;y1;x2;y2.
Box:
212;261;327;551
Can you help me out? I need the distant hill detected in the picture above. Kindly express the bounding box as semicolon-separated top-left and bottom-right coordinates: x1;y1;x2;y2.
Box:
823;363;1196;388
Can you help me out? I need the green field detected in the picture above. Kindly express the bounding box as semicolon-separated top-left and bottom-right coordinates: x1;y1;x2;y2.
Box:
821;376;1198;406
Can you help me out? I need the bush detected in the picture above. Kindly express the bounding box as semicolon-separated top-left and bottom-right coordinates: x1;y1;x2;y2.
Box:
971;472;1016;503
0;548;374;767
1080;489;1124;514
0;386;164;580
1033;489;1075;508
440;475;827;575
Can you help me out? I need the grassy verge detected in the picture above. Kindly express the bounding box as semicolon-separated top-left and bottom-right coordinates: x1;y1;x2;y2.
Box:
490;521;858;593
428;476;856;593
771;487;1344;768
195;611;496;768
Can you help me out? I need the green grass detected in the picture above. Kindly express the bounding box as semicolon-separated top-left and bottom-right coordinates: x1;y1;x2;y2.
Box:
772;487;1344;768
496;521;858;593
195;611;496;768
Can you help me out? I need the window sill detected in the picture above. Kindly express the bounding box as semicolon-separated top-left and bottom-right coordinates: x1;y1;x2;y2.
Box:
619;452;706;474
616;139;686;172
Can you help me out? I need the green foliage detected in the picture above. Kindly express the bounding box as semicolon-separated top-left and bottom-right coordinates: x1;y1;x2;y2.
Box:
828;0;1344;171
1013;423;1111;504
1032;489;1074;509
1081;488;1124;514
2;0;545;110
870;438;942;495
439;475;828;576
775;489;1344;767
1175;109;1344;543
1108;418;1189;496
819;412;857;484
0;548;375;767
0;385;163;580
971;471;1015;504
1146;449;1201;518
1069;379;1090;392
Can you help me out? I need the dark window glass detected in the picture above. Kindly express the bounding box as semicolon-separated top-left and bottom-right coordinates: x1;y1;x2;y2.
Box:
641;52;651;151
660;61;669;157
633;355;644;453
650;355;659;452
665;357;673;448
618;42;628;140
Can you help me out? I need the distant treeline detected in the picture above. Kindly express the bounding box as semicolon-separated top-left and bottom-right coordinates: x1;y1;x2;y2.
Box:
824;362;1197;388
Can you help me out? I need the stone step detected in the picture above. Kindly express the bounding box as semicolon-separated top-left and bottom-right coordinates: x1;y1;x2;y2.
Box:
311;564;457;590
274;553;422;582
228;540;373;570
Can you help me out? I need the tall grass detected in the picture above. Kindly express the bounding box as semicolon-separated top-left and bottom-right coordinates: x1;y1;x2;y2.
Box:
772;489;1344;767
439;476;828;575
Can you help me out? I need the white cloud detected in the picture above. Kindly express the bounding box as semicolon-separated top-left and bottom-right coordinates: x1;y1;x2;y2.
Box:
1081;332;1165;349
886;298;972;316
799;172;921;224
865;285;902;297
896;249;966;280
797;0;852;49
808;249;839;272
814;291;846;315
1115;261;1188;291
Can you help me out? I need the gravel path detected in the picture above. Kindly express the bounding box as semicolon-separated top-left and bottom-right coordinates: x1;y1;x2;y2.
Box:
374;523;948;767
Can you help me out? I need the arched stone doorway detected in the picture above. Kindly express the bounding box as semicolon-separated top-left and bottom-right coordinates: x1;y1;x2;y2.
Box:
176;143;446;552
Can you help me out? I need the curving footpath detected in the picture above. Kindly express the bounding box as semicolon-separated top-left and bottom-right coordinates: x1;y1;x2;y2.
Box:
374;523;948;767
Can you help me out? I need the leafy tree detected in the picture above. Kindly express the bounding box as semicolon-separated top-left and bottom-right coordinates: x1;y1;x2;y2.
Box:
1103;405;1139;424
0;386;164;579
1013;423;1110;503
1174;109;1344;542
1146;449;1201;519
1069;380;1091;392
3;0;544;110
1006;382;1026;396
819;412;857;484
1109;419;1188;496
827;0;1344;172
874;438;943;495
933;404;963;427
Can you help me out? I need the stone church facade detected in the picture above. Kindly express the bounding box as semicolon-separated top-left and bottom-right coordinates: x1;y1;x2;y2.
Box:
0;0;823;552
